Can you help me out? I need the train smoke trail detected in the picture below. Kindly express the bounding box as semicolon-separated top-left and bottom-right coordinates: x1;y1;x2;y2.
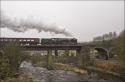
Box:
0;10;72;37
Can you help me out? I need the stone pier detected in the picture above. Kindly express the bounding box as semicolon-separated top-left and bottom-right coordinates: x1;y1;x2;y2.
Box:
55;50;58;56
47;50;53;69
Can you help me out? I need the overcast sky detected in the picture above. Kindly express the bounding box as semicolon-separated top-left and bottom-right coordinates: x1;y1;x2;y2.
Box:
0;0;124;42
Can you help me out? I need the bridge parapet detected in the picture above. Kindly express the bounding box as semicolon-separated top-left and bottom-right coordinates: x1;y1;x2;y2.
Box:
21;44;82;51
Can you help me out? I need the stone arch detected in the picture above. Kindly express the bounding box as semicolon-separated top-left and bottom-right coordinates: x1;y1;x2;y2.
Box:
94;47;109;60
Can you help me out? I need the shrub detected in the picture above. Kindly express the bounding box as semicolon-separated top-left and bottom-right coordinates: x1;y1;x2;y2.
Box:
0;43;27;79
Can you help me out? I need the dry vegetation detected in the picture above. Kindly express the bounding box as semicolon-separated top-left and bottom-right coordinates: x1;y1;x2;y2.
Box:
94;59;125;73
52;63;87;74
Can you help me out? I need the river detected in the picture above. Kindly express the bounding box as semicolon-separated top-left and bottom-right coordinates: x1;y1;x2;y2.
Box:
20;61;124;82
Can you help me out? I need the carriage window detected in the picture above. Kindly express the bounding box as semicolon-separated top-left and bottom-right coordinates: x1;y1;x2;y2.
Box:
0;39;3;41
5;39;7;41
27;40;30;41
23;40;26;41
31;40;34;41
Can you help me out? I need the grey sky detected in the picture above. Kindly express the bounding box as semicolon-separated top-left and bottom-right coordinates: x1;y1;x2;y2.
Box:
0;0;124;42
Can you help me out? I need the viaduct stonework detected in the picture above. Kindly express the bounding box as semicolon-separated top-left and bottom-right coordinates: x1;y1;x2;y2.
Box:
0;37;82;68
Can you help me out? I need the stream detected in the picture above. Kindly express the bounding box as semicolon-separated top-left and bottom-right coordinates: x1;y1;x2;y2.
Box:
20;61;124;82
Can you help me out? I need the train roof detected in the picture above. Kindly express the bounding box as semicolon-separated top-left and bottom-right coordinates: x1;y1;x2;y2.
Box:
0;37;39;39
0;37;77;40
42;38;77;39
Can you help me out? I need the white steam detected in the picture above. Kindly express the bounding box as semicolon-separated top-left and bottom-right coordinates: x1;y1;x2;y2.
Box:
0;10;72;37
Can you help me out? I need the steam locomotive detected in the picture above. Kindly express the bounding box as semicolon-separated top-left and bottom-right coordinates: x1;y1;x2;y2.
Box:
41;38;77;45
0;38;77;45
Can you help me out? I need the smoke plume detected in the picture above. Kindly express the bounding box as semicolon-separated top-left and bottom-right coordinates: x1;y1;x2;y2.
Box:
0;10;72;37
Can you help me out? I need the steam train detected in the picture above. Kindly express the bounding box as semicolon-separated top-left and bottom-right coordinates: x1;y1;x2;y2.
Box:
0;38;77;45
41;38;77;45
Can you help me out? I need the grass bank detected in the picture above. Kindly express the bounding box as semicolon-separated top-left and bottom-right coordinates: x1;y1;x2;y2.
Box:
86;66;125;80
86;59;125;80
94;59;125;73
0;74;37;82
